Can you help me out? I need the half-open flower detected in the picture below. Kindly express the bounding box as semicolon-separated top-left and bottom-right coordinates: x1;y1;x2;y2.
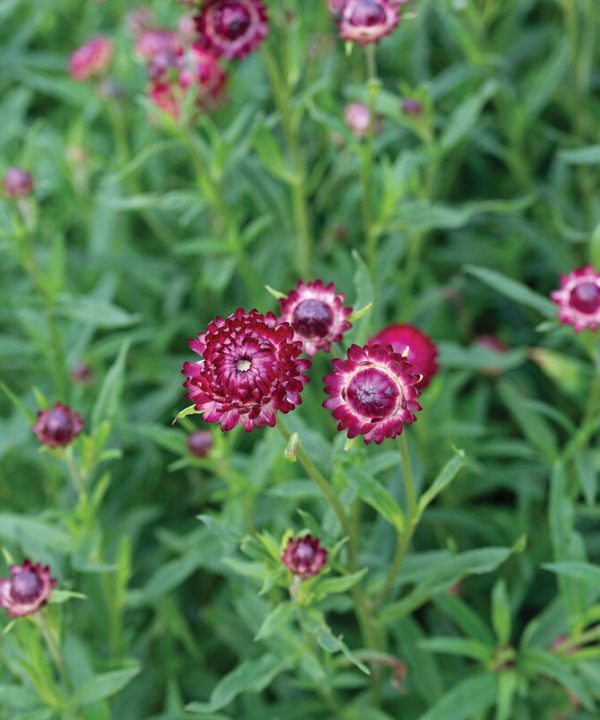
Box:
194;0;269;60
182;309;311;432
367;324;439;389
32;403;84;448
282;535;327;579
3;167;34;198
336;0;400;46
551;266;600;332
0;560;57;618
279;280;352;357
69;36;113;80
323;343;421;444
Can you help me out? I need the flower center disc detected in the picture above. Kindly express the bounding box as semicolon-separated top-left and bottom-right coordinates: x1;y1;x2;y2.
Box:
46;409;74;441
292;299;334;339
570;281;600;314
236;358;252;372
349;0;386;26
11;570;42;602
215;3;252;39
346;367;400;421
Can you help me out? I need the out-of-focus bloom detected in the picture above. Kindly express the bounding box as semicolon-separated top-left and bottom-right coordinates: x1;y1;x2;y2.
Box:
367;324;439;390
335;0;400;46
187;430;213;457
3;167;34;198
32;403;84;448
71;362;95;384
279;280;352;357
149;45;227;117
182;309;311;432
0;560;57;618
194;0;269;60
401;98;422;116
178;14;197;44
475;334;508;353
551;266;600;332
323;344;421;444
126;6;155;36
69;36;113;80
135;28;179;61
344;102;382;137
282;535;327;579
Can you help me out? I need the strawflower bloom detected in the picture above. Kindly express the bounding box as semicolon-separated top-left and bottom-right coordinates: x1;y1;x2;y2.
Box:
335;0;400;46
401;98;422;116
69;36;113;80
71;362;95;384
194;0;269;60
32;402;84;448
149;45;227;117
551;265;600;332
323;343;421;444
135;28;180;61
3;167;34;198
0;560;57;618
182;309;311;432
344;102;382;137
282;535;327;579
367;324;439;390
279;280;352;357
187;429;213;458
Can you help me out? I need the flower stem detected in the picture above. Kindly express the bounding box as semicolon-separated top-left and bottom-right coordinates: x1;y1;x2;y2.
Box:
35;613;73;695
362;44;380;279
378;433;419;604
261;45;312;277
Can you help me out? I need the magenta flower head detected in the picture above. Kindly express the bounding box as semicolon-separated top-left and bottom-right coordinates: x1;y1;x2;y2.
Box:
551;265;600;333
344;102;382;138
367;324;439;390
278;280;352;357
0;560;57;618
69;36;113;80
32;402;84;448
282;535;327;579
323;344;421;444
187;429;213;458
182;309;311;432
336;0;400;46
401;98;422;116
194;0;269;60
135;28;179;61
3;167;34;198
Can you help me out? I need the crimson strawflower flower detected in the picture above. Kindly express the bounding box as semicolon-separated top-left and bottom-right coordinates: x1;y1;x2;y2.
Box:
32;402;84;448
401;98;422;116
551;266;600;332
336;0;400;46
182;309;311;432
344;102;382;137
135;28;179;61
3;167;34;198
282;535;327;579
149;45;227;117
187;430;213;458
194;0;269;60
367;324;439;390
69;36;113;80
323;344;421;444
278;280;352;357
0;560;57;618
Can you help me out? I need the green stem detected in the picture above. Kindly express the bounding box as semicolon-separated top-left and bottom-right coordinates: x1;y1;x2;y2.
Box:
561;369;600;464
35;613;73;695
261;45;312;277
363;44;380;279
64;447;87;501
378;433;419;603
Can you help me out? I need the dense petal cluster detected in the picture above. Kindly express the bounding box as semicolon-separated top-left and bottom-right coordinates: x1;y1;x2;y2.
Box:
194;0;269;60
187;430;213;458
182;309;311;432
333;0;400;46
368;324;439;390
344;102;382;137
3;167;34;198
0;560;57;618
32;403;84;448
551;266;600;332
69;36;113;80
323;344;421;444
279;280;352;357
282;535;327;579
